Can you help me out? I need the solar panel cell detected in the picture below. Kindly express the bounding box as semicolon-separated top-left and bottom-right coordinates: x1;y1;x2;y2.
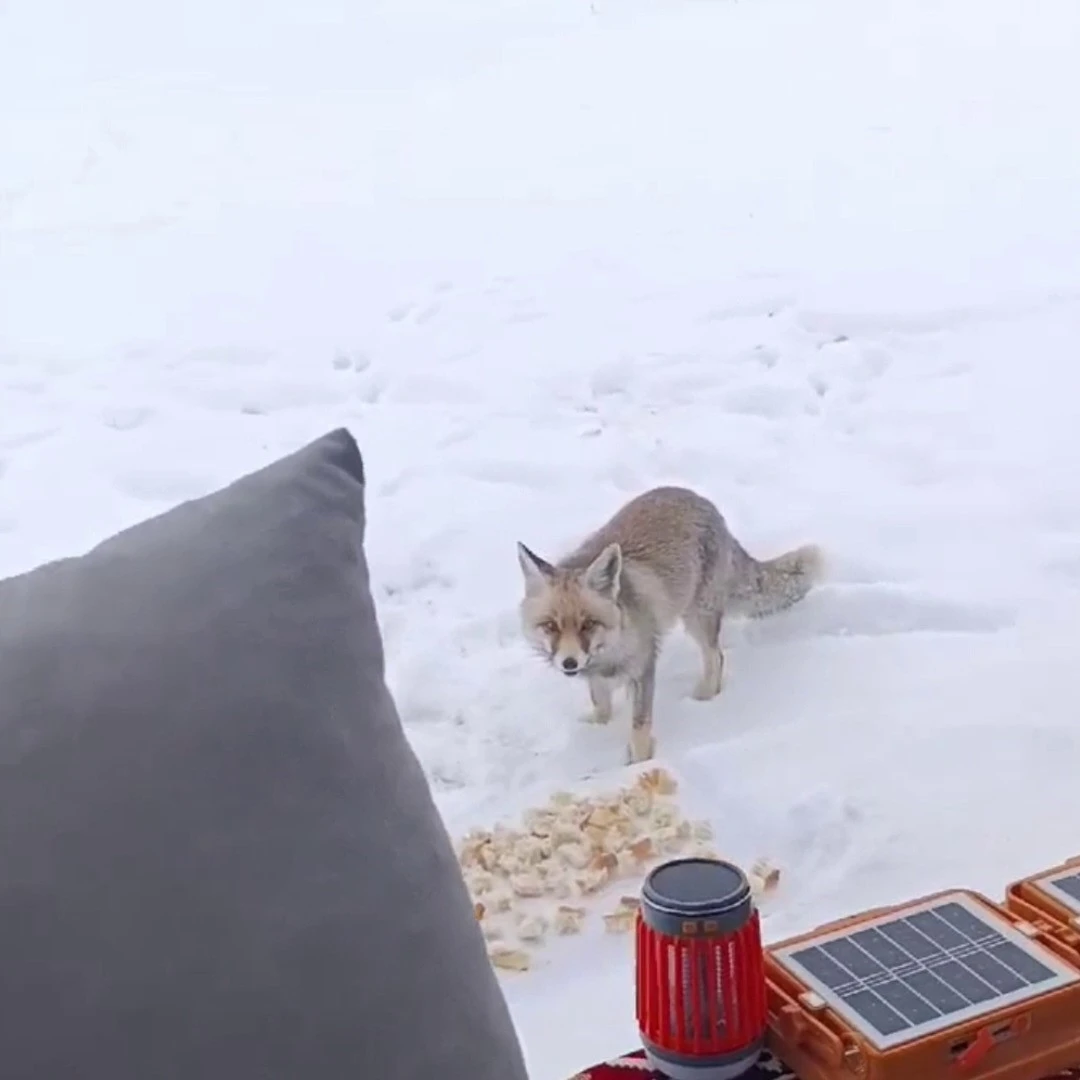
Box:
822;938;880;979
873;980;939;1025
925;961;996;1006
900;968;968;1013
789;946;850;991
877;919;939;961
1049;872;1080;905
958;949;1025;994
841;991;908;1036
850;928;910;971
909;909;965;949
938;901;995;940
991;940;1057;984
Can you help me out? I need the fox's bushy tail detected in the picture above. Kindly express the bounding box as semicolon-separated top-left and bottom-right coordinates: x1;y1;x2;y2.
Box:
729;541;824;618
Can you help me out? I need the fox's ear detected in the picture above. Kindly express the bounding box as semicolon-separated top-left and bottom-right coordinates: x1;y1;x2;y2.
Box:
583;543;622;598
517;542;556;591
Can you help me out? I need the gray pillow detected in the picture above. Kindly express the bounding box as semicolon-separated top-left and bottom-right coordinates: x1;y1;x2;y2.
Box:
0;428;528;1080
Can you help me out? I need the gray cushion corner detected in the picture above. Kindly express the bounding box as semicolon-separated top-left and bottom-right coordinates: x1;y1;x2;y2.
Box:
0;428;528;1080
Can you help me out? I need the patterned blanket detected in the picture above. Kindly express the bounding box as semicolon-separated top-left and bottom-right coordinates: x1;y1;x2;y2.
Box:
568;1049;1080;1080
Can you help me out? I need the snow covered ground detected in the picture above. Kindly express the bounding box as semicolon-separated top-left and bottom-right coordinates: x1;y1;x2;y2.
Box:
5;0;1080;1074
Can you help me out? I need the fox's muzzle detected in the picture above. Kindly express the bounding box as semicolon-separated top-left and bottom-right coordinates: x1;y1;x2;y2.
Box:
552;646;588;675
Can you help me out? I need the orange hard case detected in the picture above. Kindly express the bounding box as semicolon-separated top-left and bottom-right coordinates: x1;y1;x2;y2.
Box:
764;889;1080;1080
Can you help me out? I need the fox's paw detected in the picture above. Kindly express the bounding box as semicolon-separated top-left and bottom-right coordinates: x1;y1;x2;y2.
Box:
691;674;723;701
582;707;613;725
625;728;656;765
692;649;725;700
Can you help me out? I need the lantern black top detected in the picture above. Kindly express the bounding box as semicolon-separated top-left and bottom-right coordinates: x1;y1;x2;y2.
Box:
641;858;753;937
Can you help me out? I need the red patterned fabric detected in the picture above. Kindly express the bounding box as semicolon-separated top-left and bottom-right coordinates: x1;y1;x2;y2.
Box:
568;1049;1080;1080
567;1049;793;1080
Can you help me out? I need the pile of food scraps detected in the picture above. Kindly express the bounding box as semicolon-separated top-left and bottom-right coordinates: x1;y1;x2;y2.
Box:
454;767;779;972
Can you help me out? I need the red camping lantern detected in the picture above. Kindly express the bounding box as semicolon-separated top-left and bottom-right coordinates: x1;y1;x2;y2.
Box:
636;858;767;1080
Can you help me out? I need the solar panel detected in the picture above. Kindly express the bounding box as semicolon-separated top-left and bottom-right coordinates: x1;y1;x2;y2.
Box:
771;891;1080;1050
1035;870;1080;914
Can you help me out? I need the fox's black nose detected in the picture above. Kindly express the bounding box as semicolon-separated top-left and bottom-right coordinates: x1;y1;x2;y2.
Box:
561;657;579;673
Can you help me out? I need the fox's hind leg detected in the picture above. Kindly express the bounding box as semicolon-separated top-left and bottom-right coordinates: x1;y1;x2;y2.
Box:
683;608;724;700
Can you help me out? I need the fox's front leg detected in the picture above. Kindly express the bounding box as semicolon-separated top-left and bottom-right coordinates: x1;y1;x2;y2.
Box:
586;675;614;724
626;651;657;764
684;609;724;701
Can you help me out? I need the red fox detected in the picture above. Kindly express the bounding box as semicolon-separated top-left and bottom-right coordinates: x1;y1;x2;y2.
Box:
517;486;822;764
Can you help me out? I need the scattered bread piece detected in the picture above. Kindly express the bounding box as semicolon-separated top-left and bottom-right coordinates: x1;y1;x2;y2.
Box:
749;858;781;897
554;905;587;935
576;866;612;895
472;869;496;895
638;767;678;796
489;946;531;972
654;825;682;854
523;808;556;835
558;842;590;870
590;851;618;875
583;823;607;850
603;907;638;934
517;913;549;943
478;843;500;872
553;822;585;846
510;872;545;898
688;844;720;862
517;835;550;864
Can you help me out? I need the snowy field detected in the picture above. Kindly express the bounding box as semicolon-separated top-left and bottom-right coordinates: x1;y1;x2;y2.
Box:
5;0;1080;1074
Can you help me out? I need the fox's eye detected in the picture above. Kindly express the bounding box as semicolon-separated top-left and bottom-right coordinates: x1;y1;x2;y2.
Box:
538;620;558;634
581;618;599;633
